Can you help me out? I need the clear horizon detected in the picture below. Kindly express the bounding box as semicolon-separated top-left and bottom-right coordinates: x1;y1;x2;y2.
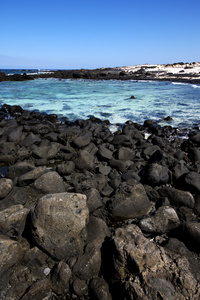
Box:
1;0;200;69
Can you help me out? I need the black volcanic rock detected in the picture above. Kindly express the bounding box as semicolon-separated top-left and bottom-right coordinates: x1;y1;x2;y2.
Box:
0;104;200;299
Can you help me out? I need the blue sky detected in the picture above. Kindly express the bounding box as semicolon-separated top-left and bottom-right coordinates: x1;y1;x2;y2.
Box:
1;0;200;69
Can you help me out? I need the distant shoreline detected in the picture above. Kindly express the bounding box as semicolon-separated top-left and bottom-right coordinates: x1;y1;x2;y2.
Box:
1;62;200;84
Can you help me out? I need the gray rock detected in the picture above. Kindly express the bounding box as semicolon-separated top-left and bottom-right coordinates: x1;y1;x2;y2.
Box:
73;150;95;171
32;142;61;159
143;145;160;156
18;167;48;186
173;162;189;180
6;162;35;180
110;182;152;220
158;187;195;208
109;159;127;173
86;216;111;244
111;224;163;280
0;234;23;277
73;239;102;280
51;261;71;295
140;163;169;185
109;224;200;299
183;222;200;252
73;132;92;148
89;277;112;300
73;278;88;297
139;206;180;234
101;184;114;197
32;192;89;260
184;171;200;193
34;171;66;194
97;164;112;175
98;145;113;160
117;147;135;161
84;188;103;212
112;134;133;147
20;278;51;300
7;126;23;142
0;204;29;239
0;178;13;199
56;161;75;176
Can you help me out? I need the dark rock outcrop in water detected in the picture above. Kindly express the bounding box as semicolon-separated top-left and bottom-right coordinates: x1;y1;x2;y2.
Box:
1;62;200;83
0;104;200;299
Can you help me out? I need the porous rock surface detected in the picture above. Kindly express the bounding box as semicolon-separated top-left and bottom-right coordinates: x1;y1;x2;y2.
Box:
0;104;200;299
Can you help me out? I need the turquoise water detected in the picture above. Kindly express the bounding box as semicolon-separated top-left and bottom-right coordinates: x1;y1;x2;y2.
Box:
0;78;200;128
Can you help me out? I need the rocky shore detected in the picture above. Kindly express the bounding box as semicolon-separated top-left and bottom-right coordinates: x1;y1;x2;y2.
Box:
0;104;200;299
1;62;200;84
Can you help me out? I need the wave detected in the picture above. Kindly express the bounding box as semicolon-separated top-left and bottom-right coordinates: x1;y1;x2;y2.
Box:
172;82;188;85
192;84;200;89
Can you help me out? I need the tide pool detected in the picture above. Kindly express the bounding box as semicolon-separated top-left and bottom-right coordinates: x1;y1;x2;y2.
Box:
0;78;200;128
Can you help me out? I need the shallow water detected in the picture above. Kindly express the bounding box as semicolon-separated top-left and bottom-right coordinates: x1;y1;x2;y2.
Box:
0;78;200;128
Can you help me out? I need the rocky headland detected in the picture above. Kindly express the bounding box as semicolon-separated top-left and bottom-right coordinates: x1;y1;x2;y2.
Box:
0;104;200;299
1;62;200;84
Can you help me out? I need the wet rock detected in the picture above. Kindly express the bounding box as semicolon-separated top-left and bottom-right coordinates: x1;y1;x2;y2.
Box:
0;234;23;277
109;182;151;220
73;150;95;171
51;261;71;295
89;277;112;300
32;192;89;260
0;204;29;239
34;171;66;194
158;186;195;208
140;163;169;185
139;206;180;234
0;178;13;198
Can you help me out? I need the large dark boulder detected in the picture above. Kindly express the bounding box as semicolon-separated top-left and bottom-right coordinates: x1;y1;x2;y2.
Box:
31;192;89;260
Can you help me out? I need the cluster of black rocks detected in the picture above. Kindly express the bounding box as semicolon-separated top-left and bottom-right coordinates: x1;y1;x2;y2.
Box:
1;65;200;84
0;104;200;299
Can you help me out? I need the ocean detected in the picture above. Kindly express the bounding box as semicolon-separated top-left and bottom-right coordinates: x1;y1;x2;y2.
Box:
0;69;200;130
